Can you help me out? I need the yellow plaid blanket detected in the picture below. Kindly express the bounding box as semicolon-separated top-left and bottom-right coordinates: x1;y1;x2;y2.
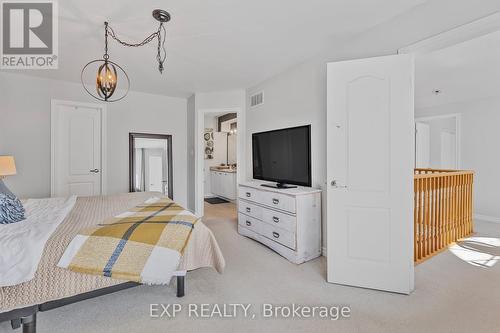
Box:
57;197;197;284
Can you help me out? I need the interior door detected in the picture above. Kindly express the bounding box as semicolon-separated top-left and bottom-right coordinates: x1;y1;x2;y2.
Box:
52;102;103;197
327;54;415;294
415;122;430;168
144;148;164;193
147;155;163;192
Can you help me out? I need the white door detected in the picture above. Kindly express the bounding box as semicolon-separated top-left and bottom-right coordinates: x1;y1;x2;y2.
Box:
415;122;430;168
144;149;164;193
327;55;415;294
52;101;104;197
440;131;456;169
147;155;163;192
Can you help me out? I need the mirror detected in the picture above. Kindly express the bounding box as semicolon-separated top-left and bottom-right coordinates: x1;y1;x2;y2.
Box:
129;133;173;198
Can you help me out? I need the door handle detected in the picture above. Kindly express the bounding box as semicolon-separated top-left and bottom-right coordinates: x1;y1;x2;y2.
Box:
331;180;347;188
90;169;100;173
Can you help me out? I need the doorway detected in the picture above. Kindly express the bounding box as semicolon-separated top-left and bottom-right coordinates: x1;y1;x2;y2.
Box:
201;110;238;221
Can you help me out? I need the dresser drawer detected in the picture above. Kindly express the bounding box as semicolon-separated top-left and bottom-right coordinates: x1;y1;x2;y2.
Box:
261;209;296;233
238;200;263;220
261;223;296;250
238;186;260;202
260;192;296;213
238;213;261;234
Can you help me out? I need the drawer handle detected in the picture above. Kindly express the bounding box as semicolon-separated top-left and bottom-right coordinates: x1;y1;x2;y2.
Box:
272;231;280;239
272;198;279;204
272;216;280;223
246;207;251;213
246;192;251;197
246;221;252;226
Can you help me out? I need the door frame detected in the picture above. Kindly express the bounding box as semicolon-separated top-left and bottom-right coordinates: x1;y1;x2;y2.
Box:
415;114;461;169
195;107;241;216
128;132;173;199
50;99;107;197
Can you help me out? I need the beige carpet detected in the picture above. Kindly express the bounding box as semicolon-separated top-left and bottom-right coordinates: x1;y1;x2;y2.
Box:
1;202;499;333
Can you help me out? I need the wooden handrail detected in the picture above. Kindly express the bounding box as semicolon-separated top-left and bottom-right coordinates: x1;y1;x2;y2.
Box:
414;169;474;263
414;170;474;179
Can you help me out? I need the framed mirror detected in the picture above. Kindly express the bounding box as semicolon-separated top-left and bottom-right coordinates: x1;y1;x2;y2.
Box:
129;133;173;199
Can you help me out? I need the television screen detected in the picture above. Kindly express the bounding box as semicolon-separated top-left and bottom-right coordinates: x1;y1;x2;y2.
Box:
252;125;311;187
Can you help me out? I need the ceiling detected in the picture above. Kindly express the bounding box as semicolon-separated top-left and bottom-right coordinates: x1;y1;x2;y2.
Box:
416;29;500;109
4;0;427;97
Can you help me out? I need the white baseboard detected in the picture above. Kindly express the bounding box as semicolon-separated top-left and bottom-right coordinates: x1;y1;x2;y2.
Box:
474;214;500;224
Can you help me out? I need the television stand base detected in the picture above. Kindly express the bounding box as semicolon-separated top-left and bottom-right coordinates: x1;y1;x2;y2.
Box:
261;183;297;189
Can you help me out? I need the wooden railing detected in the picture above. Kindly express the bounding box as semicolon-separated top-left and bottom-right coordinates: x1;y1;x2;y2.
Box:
414;169;474;263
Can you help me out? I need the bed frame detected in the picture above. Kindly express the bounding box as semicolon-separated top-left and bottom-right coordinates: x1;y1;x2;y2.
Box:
0;273;186;333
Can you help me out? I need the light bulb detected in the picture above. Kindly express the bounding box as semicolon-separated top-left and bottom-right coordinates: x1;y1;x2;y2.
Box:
96;62;118;100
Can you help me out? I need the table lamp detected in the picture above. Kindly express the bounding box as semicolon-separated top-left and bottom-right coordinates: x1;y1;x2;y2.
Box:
0;156;17;196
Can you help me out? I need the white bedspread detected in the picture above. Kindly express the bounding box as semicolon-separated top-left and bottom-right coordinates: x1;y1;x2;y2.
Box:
0;196;76;287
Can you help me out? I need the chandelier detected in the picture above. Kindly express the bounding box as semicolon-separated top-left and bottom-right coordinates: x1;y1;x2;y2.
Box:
81;9;170;102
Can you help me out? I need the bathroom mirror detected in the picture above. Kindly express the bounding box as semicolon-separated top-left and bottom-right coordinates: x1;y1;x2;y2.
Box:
129;133;173;199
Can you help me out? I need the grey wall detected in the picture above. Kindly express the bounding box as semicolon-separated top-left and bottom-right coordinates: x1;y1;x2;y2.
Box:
0;72;188;207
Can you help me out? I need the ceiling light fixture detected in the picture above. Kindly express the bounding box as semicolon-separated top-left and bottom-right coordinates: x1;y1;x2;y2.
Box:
81;9;171;102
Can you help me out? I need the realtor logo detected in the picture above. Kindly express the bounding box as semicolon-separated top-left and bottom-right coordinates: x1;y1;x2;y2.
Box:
1;0;58;69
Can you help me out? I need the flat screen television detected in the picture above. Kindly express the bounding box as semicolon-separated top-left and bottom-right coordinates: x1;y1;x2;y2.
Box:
252;125;311;188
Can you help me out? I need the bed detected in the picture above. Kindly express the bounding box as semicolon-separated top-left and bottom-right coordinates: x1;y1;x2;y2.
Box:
0;192;225;332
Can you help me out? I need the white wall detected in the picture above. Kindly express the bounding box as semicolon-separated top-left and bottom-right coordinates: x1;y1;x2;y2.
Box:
417;96;500;220
0;72;188;207
245;0;500;250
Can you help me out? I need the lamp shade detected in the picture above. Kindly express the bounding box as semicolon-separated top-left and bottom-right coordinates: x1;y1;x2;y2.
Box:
0;156;17;176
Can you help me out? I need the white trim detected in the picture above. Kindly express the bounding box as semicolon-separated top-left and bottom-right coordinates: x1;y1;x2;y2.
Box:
398;11;500;54
50;99;107;197
195;107;244;216
415;113;461;169
474;214;500;224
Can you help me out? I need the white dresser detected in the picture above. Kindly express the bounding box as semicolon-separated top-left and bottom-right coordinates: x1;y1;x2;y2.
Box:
237;181;322;264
